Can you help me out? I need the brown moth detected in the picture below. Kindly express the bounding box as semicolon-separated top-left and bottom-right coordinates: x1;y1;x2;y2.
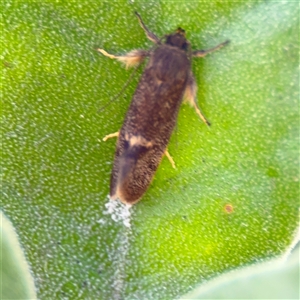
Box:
98;12;229;205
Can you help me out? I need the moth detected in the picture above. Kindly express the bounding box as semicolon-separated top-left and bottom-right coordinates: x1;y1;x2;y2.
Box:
98;12;229;205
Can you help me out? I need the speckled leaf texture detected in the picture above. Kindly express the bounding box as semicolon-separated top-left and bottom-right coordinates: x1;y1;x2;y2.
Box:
1;1;299;299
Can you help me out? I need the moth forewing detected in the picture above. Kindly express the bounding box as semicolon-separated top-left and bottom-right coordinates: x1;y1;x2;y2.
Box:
98;13;229;205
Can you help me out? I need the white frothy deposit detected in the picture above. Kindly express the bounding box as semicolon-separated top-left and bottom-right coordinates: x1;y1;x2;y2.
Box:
98;196;132;228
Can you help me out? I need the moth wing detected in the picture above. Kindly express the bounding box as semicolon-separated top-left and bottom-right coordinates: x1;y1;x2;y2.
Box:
111;141;164;204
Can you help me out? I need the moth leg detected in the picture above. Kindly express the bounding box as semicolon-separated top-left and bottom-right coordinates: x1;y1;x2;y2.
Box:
183;73;211;126
135;12;160;44
164;148;176;169
192;40;229;57
97;48;149;69
103;131;119;142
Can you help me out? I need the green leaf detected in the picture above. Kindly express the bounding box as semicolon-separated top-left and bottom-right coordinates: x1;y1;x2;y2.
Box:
0;211;37;299
1;1;299;299
180;239;300;299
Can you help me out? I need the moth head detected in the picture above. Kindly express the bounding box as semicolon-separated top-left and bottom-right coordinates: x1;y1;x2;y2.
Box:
165;27;189;51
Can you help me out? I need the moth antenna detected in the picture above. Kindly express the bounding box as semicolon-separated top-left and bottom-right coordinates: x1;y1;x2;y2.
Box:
135;11;160;44
97;63;143;113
